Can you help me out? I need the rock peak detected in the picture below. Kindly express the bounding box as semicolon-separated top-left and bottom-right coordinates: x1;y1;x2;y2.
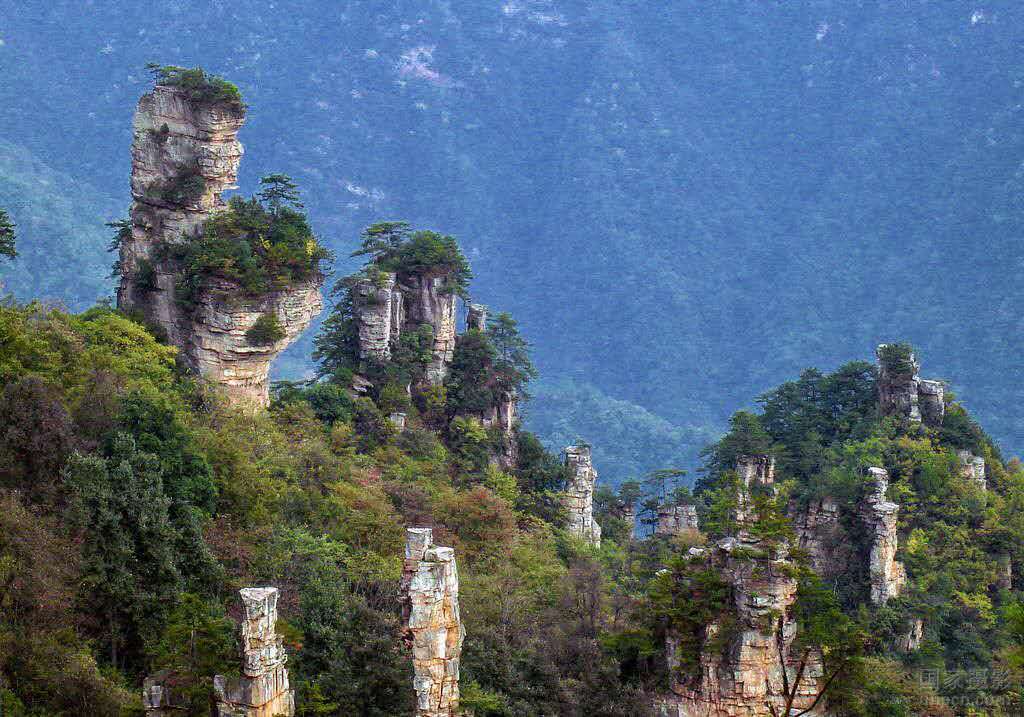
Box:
117;80;323;407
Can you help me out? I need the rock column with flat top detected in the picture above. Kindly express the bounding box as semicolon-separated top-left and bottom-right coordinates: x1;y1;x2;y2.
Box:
214;587;295;717
563;445;602;547
401;528;465;717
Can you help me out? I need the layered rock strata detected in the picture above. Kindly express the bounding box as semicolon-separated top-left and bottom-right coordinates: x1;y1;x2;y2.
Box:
663;536;828;717
861;467;906;604
656;503;699;537
876;345;944;426
117;84;322;407
351;272;457;385
563;445;602;547
735;454;775;525
401;528;465;717
214;587;295;717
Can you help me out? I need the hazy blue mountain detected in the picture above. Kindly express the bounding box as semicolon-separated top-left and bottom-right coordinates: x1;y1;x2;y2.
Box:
3;1;1024;483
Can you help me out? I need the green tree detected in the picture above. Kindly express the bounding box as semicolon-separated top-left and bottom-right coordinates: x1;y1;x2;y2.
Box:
486;312;537;397
0;208;16;260
63;435;184;669
258;173;304;213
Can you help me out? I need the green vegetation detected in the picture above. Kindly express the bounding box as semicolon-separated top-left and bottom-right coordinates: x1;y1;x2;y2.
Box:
352;221;472;299
246;312;286;345
147;164;207;207
161;176;331;310
0;208;15;260
146;64;245;112
877;342;917;376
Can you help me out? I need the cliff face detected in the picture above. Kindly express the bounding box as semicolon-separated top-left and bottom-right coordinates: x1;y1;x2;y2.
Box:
213;587;295;717
563;445;602;547
351;271;457;385
663;536;828;717
656;504;699;537
401;528;465;717
117;84;322;407
877;344;945;427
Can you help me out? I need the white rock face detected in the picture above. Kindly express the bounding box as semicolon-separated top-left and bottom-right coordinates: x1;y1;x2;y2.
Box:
861;467;906;605
351;271;457;386
563;445;601;547
117;84;322;407
958;450;987;490
656;504;699;537
214;587;295;717
401;528;465;717
405;275;458;384
896;618;925;653
877;344;944;427
353;272;403;362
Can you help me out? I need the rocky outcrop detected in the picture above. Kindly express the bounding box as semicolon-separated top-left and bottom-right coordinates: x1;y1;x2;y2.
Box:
793;497;846;578
896;619;924;653
736;455;775;487
401;528;465;717
876;344;944;427
406;275;458;385
563;445;601;547
477;389;518;469
352;272;403;363
466;303;488;332
734;454;775;525
656;503;699;537
350;272;457;386
662;535;828;717
214;587;295;717
861;467;906;605
958;450;987;490
117;84;322;407
142;670;188;716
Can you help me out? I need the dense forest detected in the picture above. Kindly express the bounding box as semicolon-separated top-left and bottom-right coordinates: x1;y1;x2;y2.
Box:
5;136;1024;712
5;1;1024;483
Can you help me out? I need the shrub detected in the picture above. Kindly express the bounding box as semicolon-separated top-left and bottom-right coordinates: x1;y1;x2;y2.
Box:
147;64;245;111
877;342;916;376
164;189;330;311
246;312;286;346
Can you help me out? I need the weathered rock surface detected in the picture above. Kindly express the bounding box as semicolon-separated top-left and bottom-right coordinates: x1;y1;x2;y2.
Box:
401;528;465;717
466;303;488;332
406;274;458;385
734;454;775;525
662;535;829;717
477;389;518;469
896;618;924;653
214;587;295;717
736;454;775;487
351;271;457;386
656;503;699;537
793;496;847;579
877;344;944;427
958;450;987;490
142;669;188;716
352;272;403;362
117;84;322;407
563;445;601;547
861;467;906;605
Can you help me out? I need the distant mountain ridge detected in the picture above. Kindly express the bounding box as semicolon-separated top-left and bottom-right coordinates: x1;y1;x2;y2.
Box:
3;1;1024;481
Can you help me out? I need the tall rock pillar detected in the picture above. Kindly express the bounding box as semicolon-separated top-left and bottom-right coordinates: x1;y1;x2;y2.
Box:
401;528;465;717
214;587;295;717
563;445;601;547
861;467;906;604
117;82;323;407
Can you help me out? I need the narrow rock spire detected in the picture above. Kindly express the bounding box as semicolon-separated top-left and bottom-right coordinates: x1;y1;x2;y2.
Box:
401;528;465;717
